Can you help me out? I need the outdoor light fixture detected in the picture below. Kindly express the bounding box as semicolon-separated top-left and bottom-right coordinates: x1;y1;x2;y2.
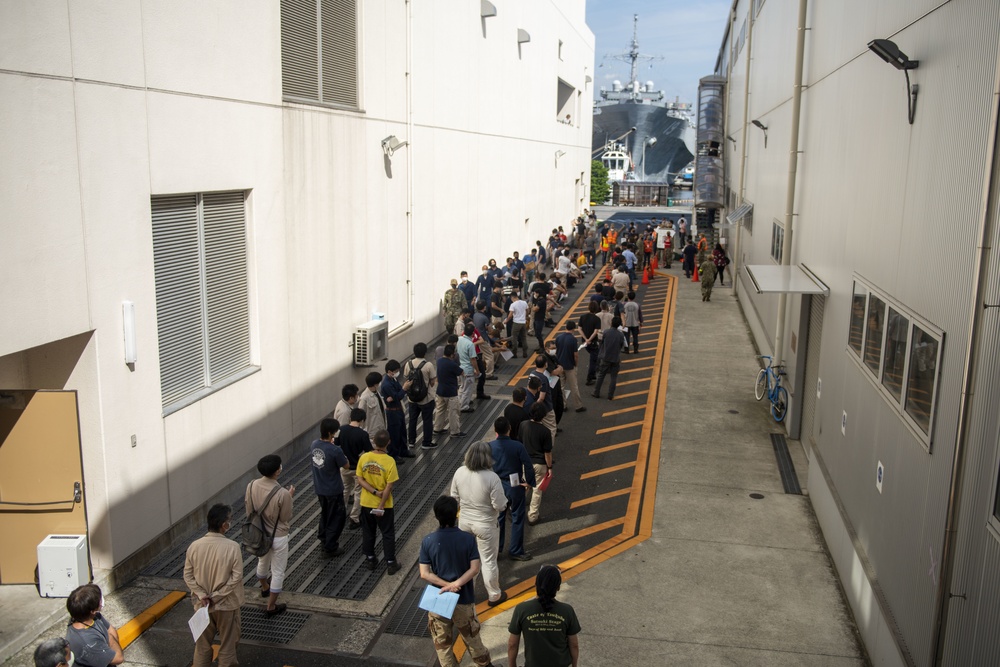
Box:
480;0;496;19
751;119;768;148
381;135;408;157
867;39;919;124
122;300;137;365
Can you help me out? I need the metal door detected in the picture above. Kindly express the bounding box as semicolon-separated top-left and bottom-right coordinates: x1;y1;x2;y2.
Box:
799;295;825;454
0;390;89;584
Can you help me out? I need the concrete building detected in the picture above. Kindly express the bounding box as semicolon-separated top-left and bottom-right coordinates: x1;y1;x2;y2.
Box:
708;0;1000;664
0;0;593;583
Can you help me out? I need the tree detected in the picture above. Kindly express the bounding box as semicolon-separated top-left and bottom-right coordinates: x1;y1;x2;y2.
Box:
590;160;610;205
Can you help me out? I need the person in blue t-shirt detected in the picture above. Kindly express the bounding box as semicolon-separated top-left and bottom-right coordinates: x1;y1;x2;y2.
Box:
310;418;350;557
419;496;495;667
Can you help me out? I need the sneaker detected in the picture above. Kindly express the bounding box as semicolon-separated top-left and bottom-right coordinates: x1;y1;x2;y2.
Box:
348;520;361;531
509;552;533;561
421;441;438;450
386;561;401;575
365;557;379;571
487;591;509;607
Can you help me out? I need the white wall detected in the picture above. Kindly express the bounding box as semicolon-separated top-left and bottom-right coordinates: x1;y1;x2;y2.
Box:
0;0;594;570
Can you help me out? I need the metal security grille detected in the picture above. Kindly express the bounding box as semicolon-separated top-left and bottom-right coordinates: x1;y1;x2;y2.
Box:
384;585;430;638
240;605;310;644
151;192;251;409
281;0;358;108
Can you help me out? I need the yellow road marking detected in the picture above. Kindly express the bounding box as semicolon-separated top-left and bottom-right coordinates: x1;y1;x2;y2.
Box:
580;461;637;479
557;517;626;544
118;590;188;649
570;488;631;508
612;391;647;401
590;439;641;455
601;404;645;417
595;420;643;434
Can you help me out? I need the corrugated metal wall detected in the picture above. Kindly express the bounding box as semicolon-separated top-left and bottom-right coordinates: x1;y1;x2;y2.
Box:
727;0;1000;663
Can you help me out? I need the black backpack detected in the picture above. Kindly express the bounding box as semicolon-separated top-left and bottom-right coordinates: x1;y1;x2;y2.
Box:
406;360;429;403
241;481;281;557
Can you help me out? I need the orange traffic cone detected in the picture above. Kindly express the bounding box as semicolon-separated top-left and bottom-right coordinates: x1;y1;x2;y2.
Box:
642;266;650;285
693;264;700;282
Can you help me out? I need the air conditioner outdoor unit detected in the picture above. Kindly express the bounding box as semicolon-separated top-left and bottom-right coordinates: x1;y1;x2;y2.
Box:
354;320;388;366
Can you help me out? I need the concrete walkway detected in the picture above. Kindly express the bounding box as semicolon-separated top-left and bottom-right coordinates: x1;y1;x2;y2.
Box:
473;269;868;665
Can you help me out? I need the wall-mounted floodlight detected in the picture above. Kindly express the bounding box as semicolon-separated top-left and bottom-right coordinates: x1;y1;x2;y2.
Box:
480;0;496;18
122;300;137;365
381;135;408;157
517;29;531;44
867;38;919;124
751;119;768;148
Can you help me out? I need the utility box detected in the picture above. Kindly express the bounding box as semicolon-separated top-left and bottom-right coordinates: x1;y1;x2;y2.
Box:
37;535;89;598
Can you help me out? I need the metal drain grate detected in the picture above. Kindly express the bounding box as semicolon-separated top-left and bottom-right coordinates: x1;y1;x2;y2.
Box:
384;585;431;638
240;605;310;644
770;433;802;495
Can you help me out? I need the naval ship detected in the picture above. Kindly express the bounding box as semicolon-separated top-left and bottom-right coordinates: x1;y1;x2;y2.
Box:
592;15;695;185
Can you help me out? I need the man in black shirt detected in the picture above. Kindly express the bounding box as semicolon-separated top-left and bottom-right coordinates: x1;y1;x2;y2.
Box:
592;316;626;400
579;301;603;385
518;403;553;527
339;408;373;529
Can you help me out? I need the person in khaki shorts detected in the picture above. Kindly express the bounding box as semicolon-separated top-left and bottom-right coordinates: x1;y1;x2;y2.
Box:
419;496;497;667
183;504;244;666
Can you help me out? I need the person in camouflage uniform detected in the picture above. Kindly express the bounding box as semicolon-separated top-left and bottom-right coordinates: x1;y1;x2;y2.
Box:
699;256;718;302
443;278;466;332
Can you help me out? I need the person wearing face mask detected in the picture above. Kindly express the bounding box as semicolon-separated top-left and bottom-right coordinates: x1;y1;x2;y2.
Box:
33;637;73;667
183;504;245;667
458;271;477;309
65;584;123;667
474;265;493;304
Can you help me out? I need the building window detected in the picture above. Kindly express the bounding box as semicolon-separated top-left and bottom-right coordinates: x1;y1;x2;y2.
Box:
848;283;866;355
281;0;359;108
770;220;783;262
847;278;943;443
151;192;253;411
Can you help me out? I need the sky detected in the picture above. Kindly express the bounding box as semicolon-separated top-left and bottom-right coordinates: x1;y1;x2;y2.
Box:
584;0;731;107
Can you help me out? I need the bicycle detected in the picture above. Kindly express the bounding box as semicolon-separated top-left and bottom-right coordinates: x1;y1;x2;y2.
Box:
754;355;789;422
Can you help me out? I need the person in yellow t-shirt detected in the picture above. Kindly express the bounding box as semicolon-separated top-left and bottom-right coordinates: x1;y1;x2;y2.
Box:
356;430;401;574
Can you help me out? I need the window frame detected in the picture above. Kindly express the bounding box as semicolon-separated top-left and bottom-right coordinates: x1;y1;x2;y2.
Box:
770;219;783;262
845;276;944;449
151;191;258;415
280;0;361;111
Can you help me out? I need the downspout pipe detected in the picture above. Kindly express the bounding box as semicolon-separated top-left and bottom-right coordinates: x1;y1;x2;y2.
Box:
733;2;753;298
929;42;1000;666
772;0;807;368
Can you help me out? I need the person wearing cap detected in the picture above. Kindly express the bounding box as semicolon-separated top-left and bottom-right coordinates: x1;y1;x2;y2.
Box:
443;278;466;333
508;565;580;667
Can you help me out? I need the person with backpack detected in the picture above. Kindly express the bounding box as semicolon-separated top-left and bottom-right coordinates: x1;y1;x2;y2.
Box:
404;343;437;451
244;455;294;616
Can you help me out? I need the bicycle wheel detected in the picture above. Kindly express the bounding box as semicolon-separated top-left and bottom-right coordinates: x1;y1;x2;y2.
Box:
754;369;768;401
772;386;789;422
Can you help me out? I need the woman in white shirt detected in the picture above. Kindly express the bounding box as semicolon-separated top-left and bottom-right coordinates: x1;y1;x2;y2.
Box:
450;441;509;606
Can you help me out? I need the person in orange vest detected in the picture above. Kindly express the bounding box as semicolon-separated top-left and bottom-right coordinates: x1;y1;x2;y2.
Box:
642;233;654;269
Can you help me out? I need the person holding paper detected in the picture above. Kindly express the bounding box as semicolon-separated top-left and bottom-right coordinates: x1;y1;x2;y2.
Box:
490;416;536;561
450;441;508;607
419;496;497;667
183;504;244;667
